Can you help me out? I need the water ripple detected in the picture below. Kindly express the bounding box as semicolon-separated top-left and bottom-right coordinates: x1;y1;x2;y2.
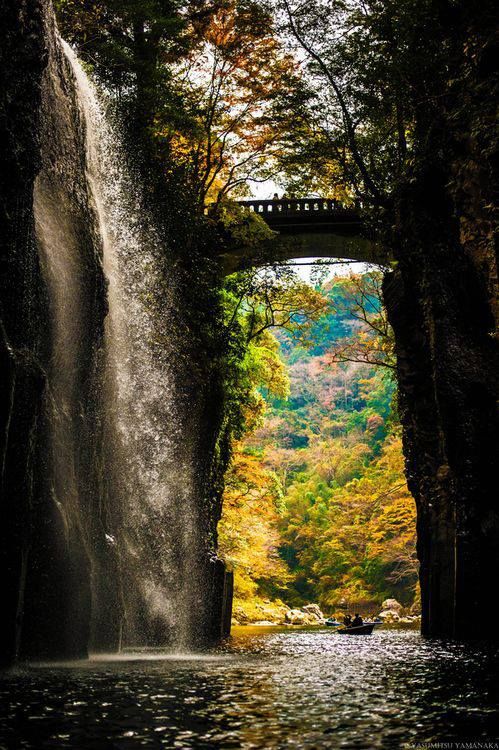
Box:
1;627;498;748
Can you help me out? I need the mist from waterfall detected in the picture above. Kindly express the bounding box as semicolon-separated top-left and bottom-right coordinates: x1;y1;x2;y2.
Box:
35;36;202;651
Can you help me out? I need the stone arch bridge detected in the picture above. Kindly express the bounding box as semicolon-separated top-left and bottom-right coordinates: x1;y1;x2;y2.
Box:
220;198;388;274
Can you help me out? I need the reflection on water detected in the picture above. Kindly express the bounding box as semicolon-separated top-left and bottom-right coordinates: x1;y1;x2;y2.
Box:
1;627;498;748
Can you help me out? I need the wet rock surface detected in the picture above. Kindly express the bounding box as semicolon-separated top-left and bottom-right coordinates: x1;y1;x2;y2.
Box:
0;0;50;668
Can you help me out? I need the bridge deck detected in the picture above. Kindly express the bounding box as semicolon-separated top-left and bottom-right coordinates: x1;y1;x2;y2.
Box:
237;198;362;233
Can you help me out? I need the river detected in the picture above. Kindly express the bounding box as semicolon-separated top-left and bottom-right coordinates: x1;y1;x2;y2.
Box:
1;627;498;749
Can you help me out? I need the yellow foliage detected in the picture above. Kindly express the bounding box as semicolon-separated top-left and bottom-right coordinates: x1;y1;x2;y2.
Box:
219;448;291;604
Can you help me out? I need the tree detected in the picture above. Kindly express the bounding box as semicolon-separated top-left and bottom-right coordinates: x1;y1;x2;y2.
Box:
225;264;328;344
218;448;291;607
172;0;302;206
274;0;419;206
55;0;192;127
56;0;301;208
324;272;396;371
221;273;416;613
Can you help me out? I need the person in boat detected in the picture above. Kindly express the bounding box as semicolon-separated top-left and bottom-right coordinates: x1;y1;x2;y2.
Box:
351;613;364;627
343;614;352;627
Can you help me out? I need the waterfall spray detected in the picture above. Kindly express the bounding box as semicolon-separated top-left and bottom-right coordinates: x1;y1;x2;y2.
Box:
36;38;202;650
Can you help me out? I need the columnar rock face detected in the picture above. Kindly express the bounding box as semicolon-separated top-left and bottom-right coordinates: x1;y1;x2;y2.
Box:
383;3;499;638
0;0;108;663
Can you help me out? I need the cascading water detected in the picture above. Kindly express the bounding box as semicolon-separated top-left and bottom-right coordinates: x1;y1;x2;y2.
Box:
66;42;206;649
33;32;204;652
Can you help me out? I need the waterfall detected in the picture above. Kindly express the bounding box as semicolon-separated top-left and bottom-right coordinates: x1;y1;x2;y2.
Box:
64;42;204;649
33;32;203;652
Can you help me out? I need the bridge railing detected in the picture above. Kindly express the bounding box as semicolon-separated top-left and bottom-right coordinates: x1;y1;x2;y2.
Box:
237;198;361;215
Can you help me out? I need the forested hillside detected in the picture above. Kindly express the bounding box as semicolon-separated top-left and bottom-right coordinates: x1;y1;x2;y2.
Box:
219;272;418;621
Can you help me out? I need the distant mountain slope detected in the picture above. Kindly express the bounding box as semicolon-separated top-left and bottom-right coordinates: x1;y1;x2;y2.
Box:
220;275;418;620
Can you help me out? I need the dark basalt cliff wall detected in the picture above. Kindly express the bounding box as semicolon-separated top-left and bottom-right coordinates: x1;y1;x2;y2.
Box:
0;0;51;666
383;4;499;638
0;0;108;663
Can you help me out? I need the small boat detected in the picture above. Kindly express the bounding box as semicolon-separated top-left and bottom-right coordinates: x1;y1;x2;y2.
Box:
325;618;341;627
336;622;377;635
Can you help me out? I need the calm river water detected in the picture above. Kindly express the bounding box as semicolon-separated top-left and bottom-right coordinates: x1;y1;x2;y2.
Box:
1;627;498;749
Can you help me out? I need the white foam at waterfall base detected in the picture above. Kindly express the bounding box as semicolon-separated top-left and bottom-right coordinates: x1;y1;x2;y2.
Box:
61;40;201;649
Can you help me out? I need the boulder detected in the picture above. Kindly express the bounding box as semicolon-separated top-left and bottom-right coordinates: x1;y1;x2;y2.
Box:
253;621;275;626
381;598;403;613
301;604;324;621
379;609;400;622
233;606;249;625
285;609;307;625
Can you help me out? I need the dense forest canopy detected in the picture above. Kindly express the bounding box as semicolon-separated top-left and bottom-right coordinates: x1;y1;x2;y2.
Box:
55;0;302;205
54;0;499;211
55;0;437;209
219;271;418;620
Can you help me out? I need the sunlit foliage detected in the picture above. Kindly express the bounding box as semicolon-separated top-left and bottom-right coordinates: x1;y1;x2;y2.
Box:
221;273;417;617
173;0;301;205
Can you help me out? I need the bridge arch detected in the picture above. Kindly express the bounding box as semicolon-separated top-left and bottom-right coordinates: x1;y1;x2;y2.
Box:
220;198;388;274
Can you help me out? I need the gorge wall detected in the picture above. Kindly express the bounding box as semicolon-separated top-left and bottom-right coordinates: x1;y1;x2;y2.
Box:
0;0;69;665
383;2;499;638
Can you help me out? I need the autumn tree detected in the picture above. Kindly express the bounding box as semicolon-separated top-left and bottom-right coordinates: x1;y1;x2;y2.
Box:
273;0;416;206
324;272;395;371
221;274;417;616
225;265;328;343
218;445;292;612
173;0;302;206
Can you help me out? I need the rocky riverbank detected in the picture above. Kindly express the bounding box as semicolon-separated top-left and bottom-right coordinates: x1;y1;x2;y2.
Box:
232;598;422;627
232;601;326;626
